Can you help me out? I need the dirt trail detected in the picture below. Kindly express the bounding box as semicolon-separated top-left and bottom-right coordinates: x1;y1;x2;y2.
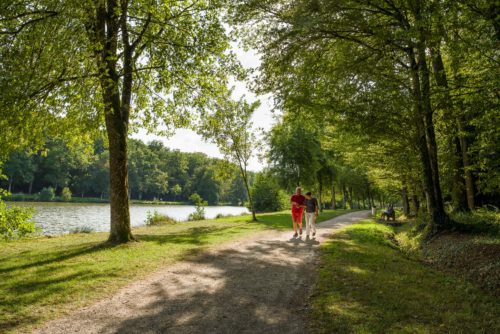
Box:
35;211;369;334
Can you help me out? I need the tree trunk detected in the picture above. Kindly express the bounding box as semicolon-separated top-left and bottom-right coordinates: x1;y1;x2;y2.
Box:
342;184;348;209
457;119;475;210
88;0;134;243
331;182;337;209
407;42;448;233
348;186;354;209
318;176;323;212
8;177;13;193
105;106;133;242
430;46;468;211
28;180;33;194
402;185;410;216
412;194;420;215
239;165;257;221
451;56;476;210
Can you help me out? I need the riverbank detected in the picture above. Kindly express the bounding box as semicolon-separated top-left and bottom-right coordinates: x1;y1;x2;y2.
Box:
309;219;499;333
0;209;352;333
5;193;191;205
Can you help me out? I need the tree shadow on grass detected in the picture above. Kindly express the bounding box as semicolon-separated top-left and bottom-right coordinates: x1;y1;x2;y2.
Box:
308;226;500;333
135;226;237;246
0;241;116;275
37;238;323;334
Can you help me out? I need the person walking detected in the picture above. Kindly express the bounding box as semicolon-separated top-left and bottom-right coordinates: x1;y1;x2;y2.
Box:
304;191;319;238
290;186;306;237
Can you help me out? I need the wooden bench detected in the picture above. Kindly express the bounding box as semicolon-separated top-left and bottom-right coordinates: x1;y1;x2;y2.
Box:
381;211;395;221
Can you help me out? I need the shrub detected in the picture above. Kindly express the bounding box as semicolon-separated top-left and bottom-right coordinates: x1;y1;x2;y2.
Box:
450;208;500;235
39;187;55;201
188;206;206;221
61;187;72;201
215;213;234;219
0;200;36;240
145;210;177;226
69;226;94;234
251;173;288;212
188;193;207;221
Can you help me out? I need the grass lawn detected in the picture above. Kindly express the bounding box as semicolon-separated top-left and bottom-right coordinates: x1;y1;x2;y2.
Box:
309;220;500;333
0;209;352;333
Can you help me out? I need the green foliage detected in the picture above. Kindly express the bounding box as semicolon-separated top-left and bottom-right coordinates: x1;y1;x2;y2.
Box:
2;137;249;205
145;210;177;226
450;208;500;236
0;200;35;240
39;187;55;202
251;172;288;212
188;193;207;221
69;226;94;234
60;187;72;202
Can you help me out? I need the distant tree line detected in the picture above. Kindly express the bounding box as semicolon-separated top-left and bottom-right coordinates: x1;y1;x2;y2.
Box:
1;138;250;206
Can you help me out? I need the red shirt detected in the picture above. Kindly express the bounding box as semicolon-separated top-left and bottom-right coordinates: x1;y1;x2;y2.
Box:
290;194;305;212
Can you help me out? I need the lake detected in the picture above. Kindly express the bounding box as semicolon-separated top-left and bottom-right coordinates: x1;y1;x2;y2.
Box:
8;202;249;235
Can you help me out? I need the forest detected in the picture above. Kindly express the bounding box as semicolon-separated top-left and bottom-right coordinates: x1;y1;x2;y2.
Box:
1;138;249;205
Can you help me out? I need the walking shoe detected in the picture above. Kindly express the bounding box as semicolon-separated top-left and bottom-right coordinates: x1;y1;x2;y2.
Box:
299;228;303;235
293;232;298;238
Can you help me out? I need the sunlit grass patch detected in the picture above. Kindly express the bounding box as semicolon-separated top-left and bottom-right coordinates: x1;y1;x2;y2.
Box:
0;209;353;333
309;220;500;333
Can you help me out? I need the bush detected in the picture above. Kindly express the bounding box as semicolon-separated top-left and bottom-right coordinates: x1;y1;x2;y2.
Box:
188;193;207;221
61;187;72;201
215;213;235;219
188;206;206;221
69;226;94;234
39;187;55;201
251;173;288;212
145;210;177;226
450;208;500;235
0;200;36;240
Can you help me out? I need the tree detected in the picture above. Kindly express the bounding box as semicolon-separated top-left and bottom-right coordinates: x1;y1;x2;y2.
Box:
199;96;260;221
2;1;234;242
232;0;464;233
2;151;36;193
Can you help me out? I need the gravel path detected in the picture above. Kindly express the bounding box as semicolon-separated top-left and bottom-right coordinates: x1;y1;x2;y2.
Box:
35;211;369;334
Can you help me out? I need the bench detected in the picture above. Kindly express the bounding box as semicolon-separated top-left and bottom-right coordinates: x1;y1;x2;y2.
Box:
381;211;396;221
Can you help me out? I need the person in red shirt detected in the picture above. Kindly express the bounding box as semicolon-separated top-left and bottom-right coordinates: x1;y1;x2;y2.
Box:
290;186;306;237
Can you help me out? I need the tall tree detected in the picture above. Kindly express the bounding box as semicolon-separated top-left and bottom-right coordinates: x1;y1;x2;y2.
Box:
2;0;234;242
199;97;260;221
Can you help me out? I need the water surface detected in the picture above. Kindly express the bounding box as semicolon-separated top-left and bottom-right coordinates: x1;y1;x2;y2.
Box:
8;202;249;235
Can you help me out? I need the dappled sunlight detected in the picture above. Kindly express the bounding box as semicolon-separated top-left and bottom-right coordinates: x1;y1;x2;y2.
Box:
310;221;499;333
345;265;369;275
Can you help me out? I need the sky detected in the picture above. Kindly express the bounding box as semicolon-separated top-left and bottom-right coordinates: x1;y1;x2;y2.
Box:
132;46;277;172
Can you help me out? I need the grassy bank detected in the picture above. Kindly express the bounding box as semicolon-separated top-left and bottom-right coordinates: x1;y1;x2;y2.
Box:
0;209;352;333
393;209;500;297
5;193;191;205
309;220;500;333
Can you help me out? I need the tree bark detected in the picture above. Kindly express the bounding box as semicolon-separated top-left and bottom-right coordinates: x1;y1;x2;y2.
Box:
348;186;353;209
239;165;257;221
331;182;337;209
430;46;469;211
402;185;410;216
8;178;13;193
407;42;448;233
91;0;134;242
318;175;324;212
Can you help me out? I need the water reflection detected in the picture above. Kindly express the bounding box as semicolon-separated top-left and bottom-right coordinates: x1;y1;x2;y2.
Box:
8;202;249;235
